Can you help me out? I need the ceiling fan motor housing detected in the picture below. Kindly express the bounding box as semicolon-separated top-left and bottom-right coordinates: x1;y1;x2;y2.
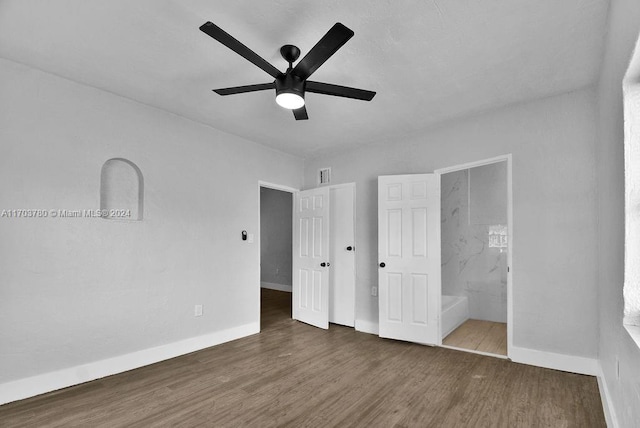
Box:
275;73;305;99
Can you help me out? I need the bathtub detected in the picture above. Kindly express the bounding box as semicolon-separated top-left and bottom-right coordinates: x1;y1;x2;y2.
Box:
441;295;469;338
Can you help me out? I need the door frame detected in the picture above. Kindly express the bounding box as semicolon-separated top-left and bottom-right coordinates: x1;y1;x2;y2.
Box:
434;154;513;358
258;181;299;330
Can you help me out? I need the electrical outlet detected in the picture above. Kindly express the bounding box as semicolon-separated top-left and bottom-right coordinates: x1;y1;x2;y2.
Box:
371;286;378;297
195;304;203;317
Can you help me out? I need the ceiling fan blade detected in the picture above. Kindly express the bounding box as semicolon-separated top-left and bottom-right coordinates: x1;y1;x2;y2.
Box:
293;105;309;120
306;81;376;101
292;23;354;80
200;22;282;79
213;83;274;96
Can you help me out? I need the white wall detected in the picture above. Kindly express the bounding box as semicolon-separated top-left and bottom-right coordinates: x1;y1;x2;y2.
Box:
305;88;598;359
0;59;303;395
596;0;640;426
260;187;293;288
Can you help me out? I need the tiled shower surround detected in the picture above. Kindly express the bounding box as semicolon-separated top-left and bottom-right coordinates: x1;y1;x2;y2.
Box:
441;163;508;323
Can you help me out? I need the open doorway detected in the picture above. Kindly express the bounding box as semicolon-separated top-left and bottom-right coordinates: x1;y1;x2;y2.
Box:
259;184;294;330
436;156;512;357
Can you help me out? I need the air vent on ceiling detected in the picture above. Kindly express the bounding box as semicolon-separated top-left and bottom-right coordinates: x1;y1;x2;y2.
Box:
319;167;331;185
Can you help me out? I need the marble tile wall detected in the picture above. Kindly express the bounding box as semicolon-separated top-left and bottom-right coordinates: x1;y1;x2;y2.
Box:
441;163;508;323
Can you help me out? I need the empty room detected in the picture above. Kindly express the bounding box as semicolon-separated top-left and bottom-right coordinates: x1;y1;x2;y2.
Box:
1;1;640;427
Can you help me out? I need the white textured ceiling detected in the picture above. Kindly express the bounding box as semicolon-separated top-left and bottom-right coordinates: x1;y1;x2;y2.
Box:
0;0;609;158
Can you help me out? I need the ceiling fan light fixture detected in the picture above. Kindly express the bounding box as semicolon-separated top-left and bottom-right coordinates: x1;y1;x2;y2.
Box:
276;92;305;109
275;73;305;110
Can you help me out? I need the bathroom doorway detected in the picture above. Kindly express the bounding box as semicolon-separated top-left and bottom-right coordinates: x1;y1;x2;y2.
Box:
436;156;512;358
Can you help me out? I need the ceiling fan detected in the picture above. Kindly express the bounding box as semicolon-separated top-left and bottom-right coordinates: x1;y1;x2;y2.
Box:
199;21;376;120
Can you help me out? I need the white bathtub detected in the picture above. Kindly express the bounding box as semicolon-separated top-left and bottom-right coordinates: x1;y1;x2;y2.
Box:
441;295;469;338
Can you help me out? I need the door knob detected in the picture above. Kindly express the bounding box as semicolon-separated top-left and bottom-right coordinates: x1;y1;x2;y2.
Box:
379;262;386;268
321;262;328;267
346;246;353;251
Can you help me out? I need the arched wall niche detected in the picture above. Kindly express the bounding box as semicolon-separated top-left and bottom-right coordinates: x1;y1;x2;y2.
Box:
100;158;144;221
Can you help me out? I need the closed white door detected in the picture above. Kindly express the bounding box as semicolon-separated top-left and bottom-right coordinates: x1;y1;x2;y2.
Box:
378;174;440;344
329;184;355;327
293;187;330;329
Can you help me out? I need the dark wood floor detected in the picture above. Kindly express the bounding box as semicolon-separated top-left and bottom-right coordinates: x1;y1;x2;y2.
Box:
0;289;605;427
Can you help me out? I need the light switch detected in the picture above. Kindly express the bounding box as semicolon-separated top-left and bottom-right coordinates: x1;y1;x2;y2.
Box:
248;233;254;243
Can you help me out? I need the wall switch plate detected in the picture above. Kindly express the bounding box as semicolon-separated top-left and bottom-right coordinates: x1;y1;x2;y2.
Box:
248;233;254;243
195;304;203;317
371;286;378;297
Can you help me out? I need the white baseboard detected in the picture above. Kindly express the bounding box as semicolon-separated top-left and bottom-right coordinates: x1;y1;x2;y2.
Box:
0;322;259;406
261;281;292;292
509;345;599;376
355;319;379;335
596;363;619;428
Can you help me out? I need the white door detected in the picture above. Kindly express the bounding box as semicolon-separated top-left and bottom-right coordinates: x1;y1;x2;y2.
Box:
378;174;440;344
329;184;356;327
293;187;330;329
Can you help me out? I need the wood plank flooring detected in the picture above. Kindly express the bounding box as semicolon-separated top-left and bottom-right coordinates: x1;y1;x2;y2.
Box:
443;319;508;356
0;289;605;427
